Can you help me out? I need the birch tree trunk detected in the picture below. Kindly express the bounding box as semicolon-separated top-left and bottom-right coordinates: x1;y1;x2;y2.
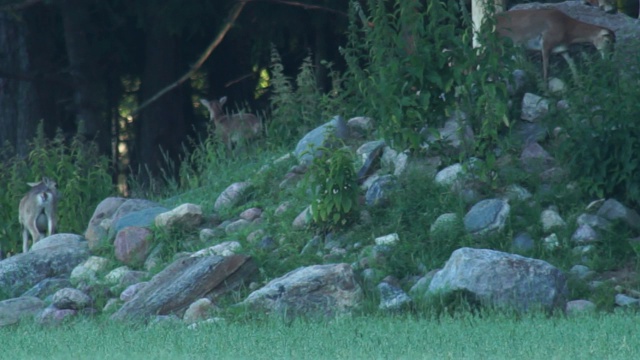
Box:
472;0;506;48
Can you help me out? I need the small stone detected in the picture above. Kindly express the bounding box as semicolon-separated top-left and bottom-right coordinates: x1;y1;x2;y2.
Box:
569;265;594;280
374;233;399;246
464;199;510;236
191;241;242;258
52;288;92;310
239;208;262;221
435;163;464;187
541;209;566;233
571;224;599;244
521;93;549;122
566;300;596;315
543;233;560;250
615;294;640;308
512;232;535;252
155;203;203;229
183;298;213;324
377;281;412;312
430;213;459;235
224;219;251;234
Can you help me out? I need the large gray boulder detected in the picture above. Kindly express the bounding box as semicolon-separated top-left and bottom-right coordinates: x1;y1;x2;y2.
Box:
0;236;90;298
294;116;350;165
428;247;567;312
111;254;256;321
242;263;362;318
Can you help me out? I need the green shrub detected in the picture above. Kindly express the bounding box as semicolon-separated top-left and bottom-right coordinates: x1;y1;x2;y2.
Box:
267;46;299;146
555;51;640;206
343;0;478;151
305;144;359;230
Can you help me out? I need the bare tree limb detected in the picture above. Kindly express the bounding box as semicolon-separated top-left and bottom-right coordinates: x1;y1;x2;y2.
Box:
0;0;42;12
243;0;347;17
224;73;255;88
131;1;246;116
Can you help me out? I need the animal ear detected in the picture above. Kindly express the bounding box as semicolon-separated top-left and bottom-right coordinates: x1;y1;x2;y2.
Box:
200;99;211;108
219;96;227;106
26;181;41;187
43;177;57;188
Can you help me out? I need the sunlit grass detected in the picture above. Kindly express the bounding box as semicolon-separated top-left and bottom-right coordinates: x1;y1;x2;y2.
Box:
2;312;638;360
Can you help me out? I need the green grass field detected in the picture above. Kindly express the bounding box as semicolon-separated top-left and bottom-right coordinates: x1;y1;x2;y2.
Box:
1;312;638;360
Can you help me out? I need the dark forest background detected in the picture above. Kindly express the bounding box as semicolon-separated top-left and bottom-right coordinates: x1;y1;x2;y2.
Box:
0;0;348;186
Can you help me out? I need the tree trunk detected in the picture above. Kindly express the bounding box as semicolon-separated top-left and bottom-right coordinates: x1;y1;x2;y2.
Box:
314;15;328;93
135;22;188;182
0;12;40;157
57;0;110;156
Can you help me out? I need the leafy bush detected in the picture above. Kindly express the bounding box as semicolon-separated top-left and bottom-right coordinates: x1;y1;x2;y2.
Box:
343;0;479;151
0;123;114;255
305;144;359;230
556;52;640;206
457;8;514;179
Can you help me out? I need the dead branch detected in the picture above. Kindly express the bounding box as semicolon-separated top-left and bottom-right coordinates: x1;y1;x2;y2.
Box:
131;1;246;116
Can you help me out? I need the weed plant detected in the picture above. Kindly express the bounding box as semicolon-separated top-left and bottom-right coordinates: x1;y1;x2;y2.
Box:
267;47;349;148
555;53;640;207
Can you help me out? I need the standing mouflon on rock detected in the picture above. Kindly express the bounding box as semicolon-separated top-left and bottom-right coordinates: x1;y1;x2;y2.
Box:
19;177;59;253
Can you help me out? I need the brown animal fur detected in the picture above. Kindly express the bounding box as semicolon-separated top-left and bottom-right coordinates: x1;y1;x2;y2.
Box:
19;177;59;252
496;8;616;82
200;96;262;151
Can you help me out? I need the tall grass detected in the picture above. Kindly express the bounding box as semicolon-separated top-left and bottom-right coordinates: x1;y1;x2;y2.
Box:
1;312;638;359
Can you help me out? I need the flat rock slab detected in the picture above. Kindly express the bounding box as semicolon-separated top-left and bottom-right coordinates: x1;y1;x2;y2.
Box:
111;254;256;321
242;263;362;319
